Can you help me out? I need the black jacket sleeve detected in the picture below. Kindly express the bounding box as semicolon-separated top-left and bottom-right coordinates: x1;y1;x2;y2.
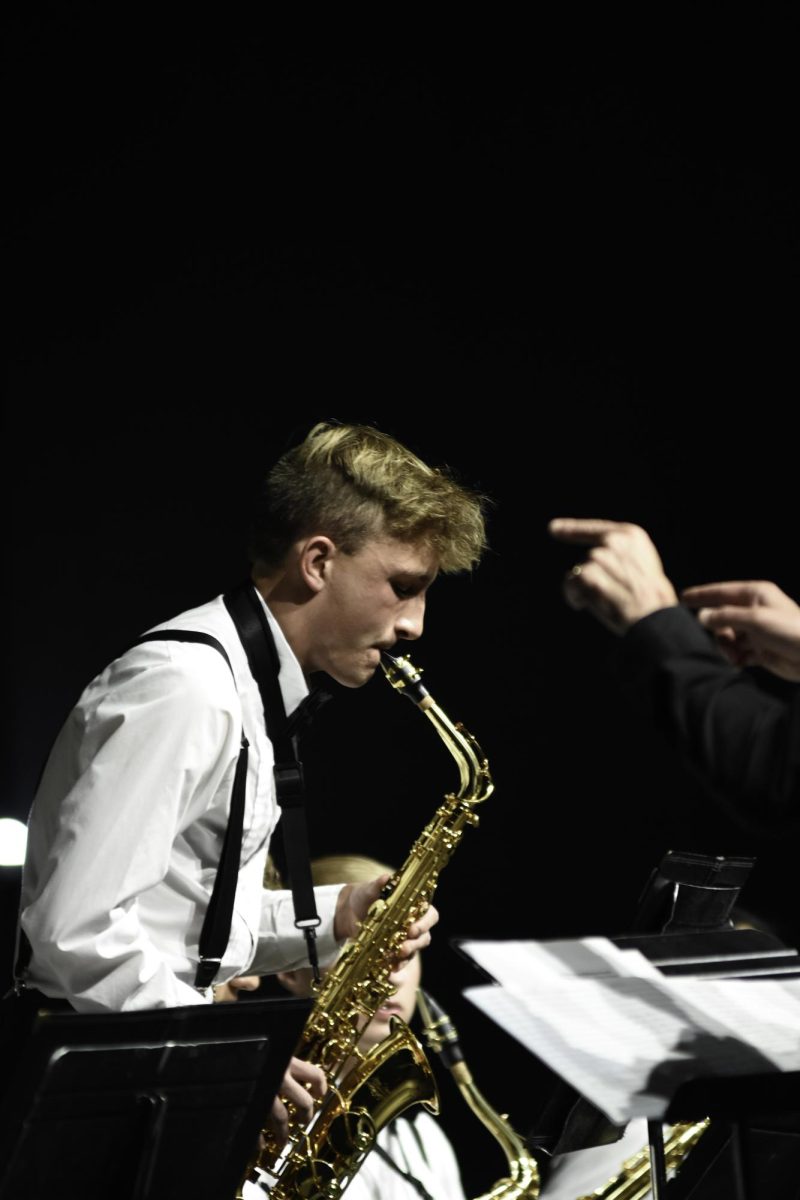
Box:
618;606;800;833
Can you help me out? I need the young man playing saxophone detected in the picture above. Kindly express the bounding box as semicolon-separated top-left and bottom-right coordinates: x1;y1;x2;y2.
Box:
13;422;486;1129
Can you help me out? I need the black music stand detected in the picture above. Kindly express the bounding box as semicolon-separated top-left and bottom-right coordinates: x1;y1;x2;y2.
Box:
612;929;800;1200
620;849;800;1198
657;1069;800;1200
631;849;756;936
0;995;311;1200
520;850;761;1165
459;927;800;1200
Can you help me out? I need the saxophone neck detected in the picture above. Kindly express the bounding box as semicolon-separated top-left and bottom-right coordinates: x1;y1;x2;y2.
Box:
419;989;541;1200
381;652;494;807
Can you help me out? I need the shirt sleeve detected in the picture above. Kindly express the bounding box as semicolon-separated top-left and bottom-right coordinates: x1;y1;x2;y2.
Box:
619;606;800;832
250;884;343;974
21;643;241;1012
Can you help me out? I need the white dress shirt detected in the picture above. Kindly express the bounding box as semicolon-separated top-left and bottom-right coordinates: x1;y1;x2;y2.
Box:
346;1113;466;1200
19;591;342;1012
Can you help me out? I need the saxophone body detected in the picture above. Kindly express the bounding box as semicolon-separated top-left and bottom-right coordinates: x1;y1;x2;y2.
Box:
251;652;494;1199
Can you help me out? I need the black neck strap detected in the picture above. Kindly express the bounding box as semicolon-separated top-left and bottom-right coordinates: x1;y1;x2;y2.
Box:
223;582;323;983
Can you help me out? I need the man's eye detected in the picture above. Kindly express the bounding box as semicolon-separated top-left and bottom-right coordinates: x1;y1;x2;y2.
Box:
392;583;415;599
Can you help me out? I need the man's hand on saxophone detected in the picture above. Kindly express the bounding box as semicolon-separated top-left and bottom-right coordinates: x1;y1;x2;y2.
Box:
269;1056;328;1142
220;871;440;1152
213;979;329;1140
334;872;440;962
272;855;467;1200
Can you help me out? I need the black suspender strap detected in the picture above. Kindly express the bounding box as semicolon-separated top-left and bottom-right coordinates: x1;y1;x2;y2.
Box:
223;582;324;984
13;629;248;997
12;929;32;995
16;608;323;999
137;629;235;673
137;630;249;991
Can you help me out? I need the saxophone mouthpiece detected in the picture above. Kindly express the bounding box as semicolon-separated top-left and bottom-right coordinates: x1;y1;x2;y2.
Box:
418;989;464;1067
380;652;430;706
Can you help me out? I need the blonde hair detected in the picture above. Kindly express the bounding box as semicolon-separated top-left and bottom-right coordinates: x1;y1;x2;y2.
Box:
264;853;394;890
310;854;394;888
249;422;487;573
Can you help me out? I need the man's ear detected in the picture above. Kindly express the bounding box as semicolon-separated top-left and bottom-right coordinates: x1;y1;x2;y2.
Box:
298;535;336;594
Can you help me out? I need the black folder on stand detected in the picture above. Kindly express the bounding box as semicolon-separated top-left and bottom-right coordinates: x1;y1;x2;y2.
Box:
0;995;311;1200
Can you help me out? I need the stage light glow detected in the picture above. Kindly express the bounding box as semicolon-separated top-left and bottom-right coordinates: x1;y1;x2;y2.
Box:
0;818;27;866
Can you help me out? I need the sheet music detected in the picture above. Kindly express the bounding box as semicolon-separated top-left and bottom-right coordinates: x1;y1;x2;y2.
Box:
460;936;663;986
462;938;800;1122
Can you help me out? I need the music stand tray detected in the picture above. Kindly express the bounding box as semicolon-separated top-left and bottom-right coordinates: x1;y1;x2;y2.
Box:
0;996;311;1200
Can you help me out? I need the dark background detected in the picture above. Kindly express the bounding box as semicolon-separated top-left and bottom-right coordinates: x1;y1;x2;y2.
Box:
5;17;799;1192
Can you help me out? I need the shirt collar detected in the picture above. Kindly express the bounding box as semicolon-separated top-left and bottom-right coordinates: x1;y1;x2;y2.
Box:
252;588;310;718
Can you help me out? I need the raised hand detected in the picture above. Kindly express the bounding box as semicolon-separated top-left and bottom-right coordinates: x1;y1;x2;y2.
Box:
549;518;678;634
683;580;800;681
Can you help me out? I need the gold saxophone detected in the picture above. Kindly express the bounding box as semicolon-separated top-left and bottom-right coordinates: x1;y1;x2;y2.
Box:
248;651;494;1199
574;1118;710;1200
418;988;540;1199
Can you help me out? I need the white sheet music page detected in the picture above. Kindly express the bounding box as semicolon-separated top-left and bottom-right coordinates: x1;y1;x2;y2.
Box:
461;938;800;1122
461;936;664;987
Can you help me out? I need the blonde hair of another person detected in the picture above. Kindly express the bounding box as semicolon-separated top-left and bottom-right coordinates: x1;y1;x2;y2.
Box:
275;854;421;1055
215;854;398;1003
308;854;394;889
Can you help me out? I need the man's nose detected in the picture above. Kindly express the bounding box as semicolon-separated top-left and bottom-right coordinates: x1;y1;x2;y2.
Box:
395;595;425;641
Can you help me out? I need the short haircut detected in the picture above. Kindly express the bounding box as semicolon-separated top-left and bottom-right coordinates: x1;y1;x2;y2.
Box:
248;422;486;573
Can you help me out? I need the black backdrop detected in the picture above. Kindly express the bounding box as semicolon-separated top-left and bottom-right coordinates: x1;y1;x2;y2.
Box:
5;18;800;1193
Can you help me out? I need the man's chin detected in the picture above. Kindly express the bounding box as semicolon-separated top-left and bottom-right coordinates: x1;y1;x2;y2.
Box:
328;662;379;689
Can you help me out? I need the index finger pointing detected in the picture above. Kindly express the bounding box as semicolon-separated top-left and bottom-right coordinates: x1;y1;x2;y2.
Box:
682;582;765;609
548;517;629;545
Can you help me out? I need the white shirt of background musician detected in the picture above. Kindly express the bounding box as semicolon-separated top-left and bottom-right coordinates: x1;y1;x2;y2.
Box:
243;1113;465;1200
346;1112;466;1200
